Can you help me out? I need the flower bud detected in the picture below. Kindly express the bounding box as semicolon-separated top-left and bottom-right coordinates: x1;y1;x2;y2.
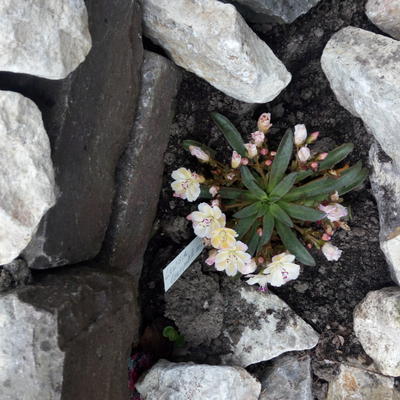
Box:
294;124;307;145
260;148;269;156
241;157;249;165
257;257;265;264
307;131;320;144
317;152;328;160
244;143;258;158
189;145;210;162
310;162;319;171
265;159;272;166
209;185;219;197
226;172;236;181
330;191;339;202
322;233;331;241
257;113;272;133
257;227;263;237
211;199;220;207
297;146;311;163
205;249;218;265
231;151;241;168
251;131;265;147
270;151;277;157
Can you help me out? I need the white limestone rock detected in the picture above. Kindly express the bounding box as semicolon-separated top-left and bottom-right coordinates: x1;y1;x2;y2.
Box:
136;359;261;400
321;27;400;167
142;0;291;103
0;0;92;79
354;287;400;377
366;0;400;40
0;91;55;265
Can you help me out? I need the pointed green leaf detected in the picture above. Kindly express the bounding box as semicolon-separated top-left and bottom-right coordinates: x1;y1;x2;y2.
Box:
278;201;326;221
219;187;257;201
295;169;314;183
236;214;258;239
247;222;260;257
275;220;316;266
267;129;293;192
269;203;293;227
199;185;213;199
338;167;368;195
210;112;247;156
269;172;298;201
182;140;216;158
331;161;363;192
283;176;335;202
319;143;354;170
240;166;267;199
233;202;261;218
257;211;275;253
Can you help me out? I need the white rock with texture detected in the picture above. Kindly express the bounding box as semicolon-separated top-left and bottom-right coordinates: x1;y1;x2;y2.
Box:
321;27;400;167
354;287;400;377
0;0;92;79
366;0;400;40
136;359;261;400
0;91;55;265
143;0;291;103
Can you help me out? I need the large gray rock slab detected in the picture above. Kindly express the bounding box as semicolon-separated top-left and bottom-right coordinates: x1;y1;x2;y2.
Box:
0;267;136;400
100;51;181;280
326;364;395;400
321;27;400;168
136;359;261;400
354;287;400;377
259;353;313;400
0;91;55;265
0;0;91;79
3;0;144;269
369;143;400;285
143;0;291;103
366;0;400;40
225;0;321;24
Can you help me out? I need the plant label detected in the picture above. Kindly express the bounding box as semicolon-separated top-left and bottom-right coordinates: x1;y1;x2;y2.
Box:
163;236;204;292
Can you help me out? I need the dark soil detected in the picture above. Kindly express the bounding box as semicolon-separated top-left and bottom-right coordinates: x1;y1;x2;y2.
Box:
139;0;394;397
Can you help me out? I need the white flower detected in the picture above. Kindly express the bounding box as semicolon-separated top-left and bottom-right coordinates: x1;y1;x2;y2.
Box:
294;124;307;145
322;243;342;261
297;146;311;163
171;167;204;202
257;113;272;133
241;258;257;274
214;241;252;276
189;145;210;162
246;273;269;289
211;228;238;249
318;203;348;222
251;131;265;147
188;203;226;238
263;252;300;287
244;143;258;158
231;151;242;169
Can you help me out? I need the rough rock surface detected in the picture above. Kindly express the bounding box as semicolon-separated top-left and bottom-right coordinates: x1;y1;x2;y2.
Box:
321;27;400;168
354;287;400;377
100;51;181;280
0;91;55;265
326;364;395;400
136;359;261;400
143;0;291;103
0;0;91;79
369;143;400;285
0;0;144;269
0;259;32;292
0;267;136;400
259;353;313;400
225;0;321;24
366;0;400;40
165;264;319;367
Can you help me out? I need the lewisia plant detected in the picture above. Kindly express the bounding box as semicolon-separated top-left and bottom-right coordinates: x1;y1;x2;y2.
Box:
171;113;367;289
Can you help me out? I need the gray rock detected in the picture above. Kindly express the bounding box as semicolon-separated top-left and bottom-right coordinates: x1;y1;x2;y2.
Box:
369;143;400;285
100;51;181;280
143;0;291;103
326;364;395;400
0;259;32;293
353;287;400;377
0;267;136;400
0;0;91;79
13;0;144;269
225;0;321;24
0;91;55;265
366;0;400;40
136;359;261;400
321;27;400;167
259;353;313;400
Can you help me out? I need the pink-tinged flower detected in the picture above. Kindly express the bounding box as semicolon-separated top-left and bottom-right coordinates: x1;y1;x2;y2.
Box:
251;131;265;147
257;227;263;237
294;124;307;145
241;158;249;166
262;252;300;287
226;172;236;181
211;228;238;249
171;167;205;202
231;151;241;169
209;185;219;197
214;241;252;276
257;113;272;133
189;145;210;162
244;143;258;158
188;203;226;238
318;203;348;222
310;162;319;171
246;273;269;290
308;131;320;143
205;249;218;266
257;257;265;264
297;146;311;163
321;242;342;261
265;159;272;166
241;258;257;274
211;199;220;207
317;152;328;161
260;148;268;156
322;233;331;241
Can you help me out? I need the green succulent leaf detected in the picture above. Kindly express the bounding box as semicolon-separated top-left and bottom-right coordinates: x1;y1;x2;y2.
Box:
199;185;213;199
182;140;216;158
331;161;363;192
295;169;314;183
283;176;335;202
236;214;259;239
269;172;298;201
210;112;247;156
240;166;267;199
219;187;257;201
338;167;368;195
247;221;260;256
278;201;326;222
233;202;261;218
318;143;354;170
275;220;316;266
257;211;275;253
267;129;293;192
269;203;293;227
